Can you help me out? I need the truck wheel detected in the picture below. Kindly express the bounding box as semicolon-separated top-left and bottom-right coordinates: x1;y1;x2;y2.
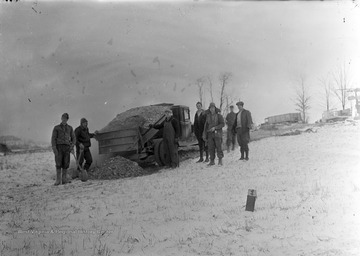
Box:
154;139;169;166
154;139;164;166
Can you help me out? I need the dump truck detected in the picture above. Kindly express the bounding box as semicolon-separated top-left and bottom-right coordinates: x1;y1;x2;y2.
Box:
96;104;193;166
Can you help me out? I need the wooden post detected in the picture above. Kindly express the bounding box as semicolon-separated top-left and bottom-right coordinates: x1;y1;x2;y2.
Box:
245;189;257;212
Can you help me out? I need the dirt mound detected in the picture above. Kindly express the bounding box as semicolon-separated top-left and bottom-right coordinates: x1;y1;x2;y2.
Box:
88;156;151;180
99;105;171;133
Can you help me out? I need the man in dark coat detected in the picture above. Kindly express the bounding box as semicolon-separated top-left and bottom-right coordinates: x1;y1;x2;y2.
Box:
203;102;225;166
232;101;253;160
51;113;75;185
225;105;236;152
74;118;98;179
150;109;180;168
193;102;209;163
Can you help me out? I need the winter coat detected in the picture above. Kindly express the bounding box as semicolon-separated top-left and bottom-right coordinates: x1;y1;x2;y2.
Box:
203;109;225;140
232;109;253;134
226;112;236;130
193;110;206;138
153;116;180;140
51;123;75;148
75;126;95;148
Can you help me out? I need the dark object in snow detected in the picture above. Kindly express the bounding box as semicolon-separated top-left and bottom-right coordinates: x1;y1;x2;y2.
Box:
245;189;257;212
279;130;301;136
0;143;11;156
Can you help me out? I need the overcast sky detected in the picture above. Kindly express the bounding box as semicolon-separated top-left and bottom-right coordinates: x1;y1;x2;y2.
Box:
0;1;359;143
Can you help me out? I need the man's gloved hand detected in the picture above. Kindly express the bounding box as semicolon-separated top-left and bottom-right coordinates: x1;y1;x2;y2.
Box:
93;130;99;140
209;127;216;132
175;138;179;144
79;143;85;150
52;146;58;155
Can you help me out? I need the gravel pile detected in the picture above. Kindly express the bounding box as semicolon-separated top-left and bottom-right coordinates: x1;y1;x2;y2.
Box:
99;105;170;133
88;156;149;180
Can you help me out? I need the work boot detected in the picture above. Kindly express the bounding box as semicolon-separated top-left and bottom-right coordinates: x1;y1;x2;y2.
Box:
207;160;215;166
245;150;249;161
62;169;71;184
196;157;204;163
239;150;245;160
54;169;61;186
218;158;223;166
204;151;209;162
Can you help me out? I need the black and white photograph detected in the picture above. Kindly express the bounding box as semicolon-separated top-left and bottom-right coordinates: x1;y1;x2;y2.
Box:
1;0;360;255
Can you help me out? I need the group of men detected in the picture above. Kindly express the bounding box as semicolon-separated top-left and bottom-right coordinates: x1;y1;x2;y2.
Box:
193;101;253;166
51;113;97;186
51;102;252;185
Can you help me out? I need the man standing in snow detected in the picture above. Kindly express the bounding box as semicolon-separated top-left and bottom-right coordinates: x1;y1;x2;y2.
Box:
193;102;209;163
225;105;236;152
51;113;75;185
203;102;225;166
150;109;180;168
73;118;98;179
232;101;253;161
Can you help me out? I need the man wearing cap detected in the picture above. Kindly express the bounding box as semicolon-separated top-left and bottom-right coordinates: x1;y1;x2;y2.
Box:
193;102;209;163
225;105;236;152
51;113;76;185
203;102;225;166
74;118;98;179
232;101;253;160
150;109;180;168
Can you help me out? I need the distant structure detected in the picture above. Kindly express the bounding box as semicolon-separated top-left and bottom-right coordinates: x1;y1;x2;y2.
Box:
321;109;351;123
347;88;360;119
264;113;302;125
260;113;302;130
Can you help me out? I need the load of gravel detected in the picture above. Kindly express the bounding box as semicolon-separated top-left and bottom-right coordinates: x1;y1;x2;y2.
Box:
99;105;171;133
88;156;150;180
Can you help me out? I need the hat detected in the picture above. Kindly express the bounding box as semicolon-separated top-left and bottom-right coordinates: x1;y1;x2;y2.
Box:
80;118;88;124
209;102;216;108
236;101;244;106
165;109;172;113
61;113;69;120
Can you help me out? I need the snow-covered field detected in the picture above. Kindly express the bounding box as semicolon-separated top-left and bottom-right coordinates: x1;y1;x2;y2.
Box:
1;121;359;256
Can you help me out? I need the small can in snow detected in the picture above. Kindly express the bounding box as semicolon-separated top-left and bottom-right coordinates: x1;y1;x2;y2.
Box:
245;189;257;212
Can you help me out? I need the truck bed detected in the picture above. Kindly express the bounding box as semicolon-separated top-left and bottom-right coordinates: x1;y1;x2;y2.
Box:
97;128;140;155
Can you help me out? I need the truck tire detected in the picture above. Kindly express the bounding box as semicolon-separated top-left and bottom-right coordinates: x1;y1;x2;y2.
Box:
154;139;169;166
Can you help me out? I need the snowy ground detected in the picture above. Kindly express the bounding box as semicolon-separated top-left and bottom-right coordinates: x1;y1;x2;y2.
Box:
1;121;360;256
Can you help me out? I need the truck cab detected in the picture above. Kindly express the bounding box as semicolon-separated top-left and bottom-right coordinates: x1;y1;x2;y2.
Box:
170;105;192;140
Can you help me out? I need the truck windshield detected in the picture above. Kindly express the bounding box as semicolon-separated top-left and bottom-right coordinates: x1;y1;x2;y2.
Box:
183;109;190;121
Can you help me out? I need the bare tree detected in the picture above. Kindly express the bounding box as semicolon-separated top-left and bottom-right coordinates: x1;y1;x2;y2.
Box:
332;63;351;110
223;95;235;117
218;72;232;116
294;76;311;123
318;75;332;111
195;77;206;106
207;76;214;103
